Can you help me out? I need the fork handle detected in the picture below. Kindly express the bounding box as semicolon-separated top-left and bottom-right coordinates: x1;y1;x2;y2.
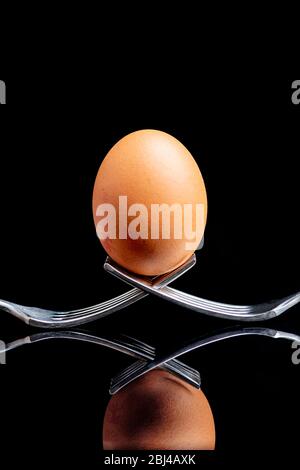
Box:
153;287;300;321
150;287;297;321
0;299;29;323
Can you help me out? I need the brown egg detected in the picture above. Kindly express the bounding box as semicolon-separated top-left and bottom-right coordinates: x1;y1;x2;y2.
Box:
93;130;207;275
103;370;215;450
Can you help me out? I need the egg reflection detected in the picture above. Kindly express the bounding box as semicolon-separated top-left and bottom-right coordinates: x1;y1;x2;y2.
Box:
103;369;215;450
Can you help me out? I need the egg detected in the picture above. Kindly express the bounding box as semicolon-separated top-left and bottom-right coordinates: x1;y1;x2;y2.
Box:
93;129;207;276
103;369;215;450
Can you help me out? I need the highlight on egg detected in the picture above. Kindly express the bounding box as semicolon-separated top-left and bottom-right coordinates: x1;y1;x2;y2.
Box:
93;129;207;276
103;369;216;450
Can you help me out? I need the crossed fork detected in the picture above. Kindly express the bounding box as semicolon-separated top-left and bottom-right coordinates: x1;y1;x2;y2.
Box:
0;254;299;328
1;327;299;394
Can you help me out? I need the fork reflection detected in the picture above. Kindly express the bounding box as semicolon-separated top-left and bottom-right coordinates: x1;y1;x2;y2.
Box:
0;330;200;389
111;326;300;394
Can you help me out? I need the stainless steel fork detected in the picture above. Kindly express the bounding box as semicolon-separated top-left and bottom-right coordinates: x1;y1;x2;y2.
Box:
0;330;200;389
0;256;196;328
110;326;300;394
104;257;300;322
1;252;299;327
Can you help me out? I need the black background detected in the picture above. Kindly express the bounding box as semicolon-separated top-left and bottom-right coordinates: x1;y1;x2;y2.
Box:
0;76;299;467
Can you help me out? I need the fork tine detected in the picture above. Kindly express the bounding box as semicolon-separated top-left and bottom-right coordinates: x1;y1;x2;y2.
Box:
110;358;201;387
120;335;156;356
110;358;201;395
112;360;147;383
165;360;201;385
111;360;146;389
28;290;148;328
110;357;201;389
52;289;146;319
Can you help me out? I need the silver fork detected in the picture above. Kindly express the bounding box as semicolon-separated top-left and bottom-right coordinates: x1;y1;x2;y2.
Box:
0;330;200;389
110;326;300;394
0;255;196;328
105;257;300;322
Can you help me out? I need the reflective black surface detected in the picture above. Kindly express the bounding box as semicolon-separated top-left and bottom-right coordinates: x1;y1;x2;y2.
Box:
0;77;299;466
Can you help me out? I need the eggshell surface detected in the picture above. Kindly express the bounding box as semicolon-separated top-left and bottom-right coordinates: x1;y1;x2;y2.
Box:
93;129;207;275
103;370;215;450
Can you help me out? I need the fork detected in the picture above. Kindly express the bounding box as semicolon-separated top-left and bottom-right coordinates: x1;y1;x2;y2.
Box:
110;326;300;394
0;330;200;388
1;252;299;327
0;255;196;328
105;257;300;322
